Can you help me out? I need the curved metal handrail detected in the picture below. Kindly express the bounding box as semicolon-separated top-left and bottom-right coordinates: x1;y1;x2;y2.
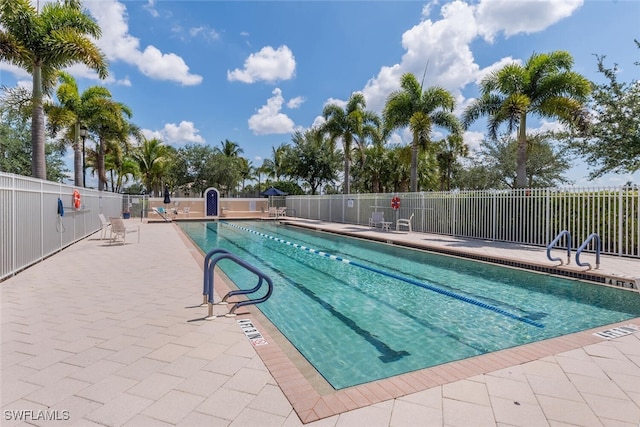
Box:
202;248;274;319
576;233;601;269
546;230;572;265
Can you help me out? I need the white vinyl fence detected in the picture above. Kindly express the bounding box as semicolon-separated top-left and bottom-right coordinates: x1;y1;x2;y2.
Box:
287;187;640;258
1;172;123;281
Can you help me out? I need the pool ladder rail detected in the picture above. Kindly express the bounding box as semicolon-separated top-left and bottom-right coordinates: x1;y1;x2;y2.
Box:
200;248;274;320
547;231;601;269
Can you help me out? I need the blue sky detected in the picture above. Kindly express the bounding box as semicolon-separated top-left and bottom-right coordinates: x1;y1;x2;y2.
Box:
2;0;639;188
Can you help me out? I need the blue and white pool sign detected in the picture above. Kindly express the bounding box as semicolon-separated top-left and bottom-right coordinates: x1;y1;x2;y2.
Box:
237;319;268;346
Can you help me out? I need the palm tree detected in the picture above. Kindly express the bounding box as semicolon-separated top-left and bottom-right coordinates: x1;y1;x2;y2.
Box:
85;95;134;191
218;139;243;157
132;138;170;196
0;0;108;180
383;73;460;192
322;92;379;195
261;143;288;182
238;157;254;195
46;73;115;186
436;133;468;191
461;51;591;188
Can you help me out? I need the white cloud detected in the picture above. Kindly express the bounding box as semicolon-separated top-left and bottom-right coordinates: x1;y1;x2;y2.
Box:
475;0;583;42
463;130;485;153
323;97;348;109
311;116;326;129
85;0;203;86
227;46;296;83
143;121;204;145
143;0;159;18
287;96;305;109
189;26;220;41
360;0;582;113
0;63;30;80
248;88;296;135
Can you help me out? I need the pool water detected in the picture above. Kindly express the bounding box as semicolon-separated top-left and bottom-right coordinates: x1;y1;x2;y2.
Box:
180;221;640;389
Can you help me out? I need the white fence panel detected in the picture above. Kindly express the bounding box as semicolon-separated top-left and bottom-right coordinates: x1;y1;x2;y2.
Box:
287;186;640;258
1;172;123;281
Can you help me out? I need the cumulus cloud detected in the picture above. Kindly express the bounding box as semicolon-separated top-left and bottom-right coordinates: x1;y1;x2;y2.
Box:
359;0;583;113
248;88;296;135
85;0;203;86
475;0;583;42
287;96;306;109
227;46;296;83
142;121;205;145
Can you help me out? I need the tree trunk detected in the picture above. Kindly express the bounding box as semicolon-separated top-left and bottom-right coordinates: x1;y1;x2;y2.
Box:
410;139;418;192
343;141;351;195
98;136;106;191
74;122;82;186
31;65;47;180
515;113;528;188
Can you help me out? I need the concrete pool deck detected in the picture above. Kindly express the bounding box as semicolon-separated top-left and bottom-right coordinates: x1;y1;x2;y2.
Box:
1;218;639;426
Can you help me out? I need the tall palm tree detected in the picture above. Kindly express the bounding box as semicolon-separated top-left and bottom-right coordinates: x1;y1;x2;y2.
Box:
462;51;591;188
46;73;115;186
0;0;108;180
85;96;133;191
238;157;254;195
132;138;170;196
261;143;288;181
218;139;243;157
383;73;460;192
322;92;379;195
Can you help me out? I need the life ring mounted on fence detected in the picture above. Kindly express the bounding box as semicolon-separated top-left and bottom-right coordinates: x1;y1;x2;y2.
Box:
391;196;400;210
72;189;81;210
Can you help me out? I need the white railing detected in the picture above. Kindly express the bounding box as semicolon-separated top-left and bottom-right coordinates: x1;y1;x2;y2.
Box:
287;186;640;258
1;172;123;281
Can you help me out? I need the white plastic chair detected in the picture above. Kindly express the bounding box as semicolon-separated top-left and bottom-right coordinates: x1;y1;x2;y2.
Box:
396;213;414;232
369;211;384;228
98;214;111;240
108;217;140;245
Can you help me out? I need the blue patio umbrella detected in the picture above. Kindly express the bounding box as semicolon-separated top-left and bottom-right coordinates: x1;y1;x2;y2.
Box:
260;187;287;197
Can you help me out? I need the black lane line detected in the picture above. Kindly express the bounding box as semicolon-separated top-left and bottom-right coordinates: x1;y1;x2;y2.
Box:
248;222;548;320
208;222;492;355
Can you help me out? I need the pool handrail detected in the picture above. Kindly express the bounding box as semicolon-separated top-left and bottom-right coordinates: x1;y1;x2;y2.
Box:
546;230;572;265
202;247;274;319
576;233;601;269
202;248;232;305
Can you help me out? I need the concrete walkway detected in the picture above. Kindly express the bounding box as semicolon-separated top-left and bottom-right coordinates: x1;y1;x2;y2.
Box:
2;219;640;426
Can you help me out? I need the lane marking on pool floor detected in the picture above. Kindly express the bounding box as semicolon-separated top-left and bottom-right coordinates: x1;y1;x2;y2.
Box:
221;221;545;328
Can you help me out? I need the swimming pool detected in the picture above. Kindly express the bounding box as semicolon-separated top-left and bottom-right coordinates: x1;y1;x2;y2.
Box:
180;221;640;389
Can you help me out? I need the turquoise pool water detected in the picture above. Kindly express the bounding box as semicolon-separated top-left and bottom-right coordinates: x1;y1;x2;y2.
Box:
180;221;640;389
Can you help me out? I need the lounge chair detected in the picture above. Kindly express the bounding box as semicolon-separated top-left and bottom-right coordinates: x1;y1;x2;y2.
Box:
276;207;287;217
396;213;414;232
108;217;140;245
369;211;385;229
268;207;277;217
152;207;172;222
98;213;111;240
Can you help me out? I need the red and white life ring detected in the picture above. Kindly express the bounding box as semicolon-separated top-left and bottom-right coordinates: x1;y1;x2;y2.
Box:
72;189;81;209
391;196;400;210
